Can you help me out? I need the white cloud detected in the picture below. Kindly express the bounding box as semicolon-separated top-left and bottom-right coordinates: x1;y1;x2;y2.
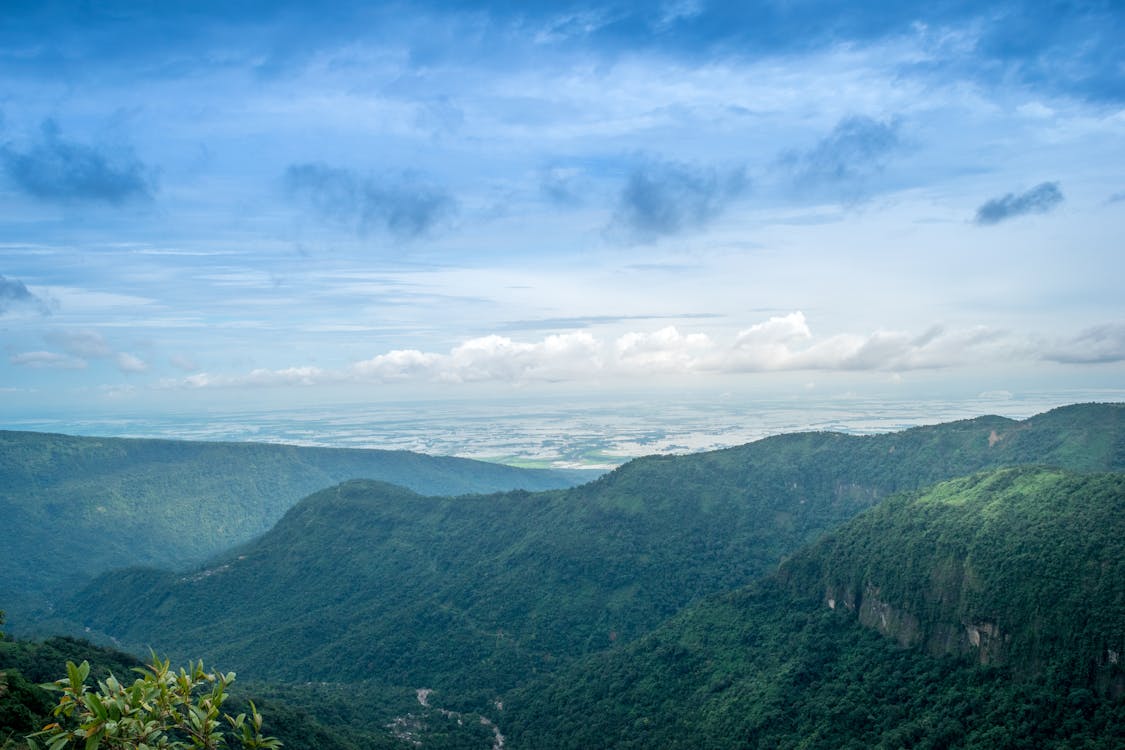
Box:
616;326;713;372
352;331;602;384
352;349;444;381
116;352;149;373
726;311;815;370
158;311;1069;390
180;366;331;389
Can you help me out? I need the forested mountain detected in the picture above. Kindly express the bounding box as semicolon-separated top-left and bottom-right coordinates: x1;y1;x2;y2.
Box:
0;430;596;628
58;404;1124;731
504;468;1125;748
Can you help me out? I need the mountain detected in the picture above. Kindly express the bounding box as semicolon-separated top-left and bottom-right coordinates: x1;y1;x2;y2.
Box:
60;404;1124;711
503;467;1125;748
0;430;597;627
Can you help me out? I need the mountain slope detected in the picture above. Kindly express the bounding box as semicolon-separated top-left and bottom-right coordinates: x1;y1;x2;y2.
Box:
62;404;1125;704
0;430;596;627
503;468;1125;748
780;468;1125;679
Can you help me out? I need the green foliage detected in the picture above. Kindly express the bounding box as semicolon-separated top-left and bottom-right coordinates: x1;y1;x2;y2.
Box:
2;638;145;750
0;430;594;628
504;468;1125;748
29;656;279;750
0;637;365;750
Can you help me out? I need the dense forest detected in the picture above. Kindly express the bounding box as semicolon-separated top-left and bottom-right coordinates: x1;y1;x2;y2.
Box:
503;468;1125;748
0;431;594;629
2;403;1123;748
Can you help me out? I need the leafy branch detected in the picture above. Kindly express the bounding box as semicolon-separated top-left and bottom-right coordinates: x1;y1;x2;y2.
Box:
28;655;280;750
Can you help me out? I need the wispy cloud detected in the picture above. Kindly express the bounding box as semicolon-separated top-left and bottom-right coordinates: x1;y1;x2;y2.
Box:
539;166;586;207
0;120;156;205
0;275;51;316
6;3;1123;103
9;351;86;370
38;329;149;374
1043;324;1125;364
974;181;1063;225
285;163;456;240
608;158;748;243
46;330;112;359
499;313;721;332
781;115;902;195
169;354;199;372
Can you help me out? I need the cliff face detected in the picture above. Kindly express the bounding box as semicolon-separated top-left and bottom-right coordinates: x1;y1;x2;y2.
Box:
824;581;1008;666
781;468;1125;694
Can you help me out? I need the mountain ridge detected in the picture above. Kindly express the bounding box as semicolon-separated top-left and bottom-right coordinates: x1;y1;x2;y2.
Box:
0;429;597;629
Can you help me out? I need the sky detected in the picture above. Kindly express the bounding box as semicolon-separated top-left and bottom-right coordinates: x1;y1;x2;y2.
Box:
1;0;1123;424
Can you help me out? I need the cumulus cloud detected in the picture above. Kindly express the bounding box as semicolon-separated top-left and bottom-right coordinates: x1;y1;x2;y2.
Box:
165;313;1066;390
0;275;51;316
354;332;602;383
974;181;1063;225
352;349;444;382
608;158;748;243
0;120;156;205
781;115;902;194
285;162;456;240
719;314;1002;373
616;327;713;372
1043;324;1125;364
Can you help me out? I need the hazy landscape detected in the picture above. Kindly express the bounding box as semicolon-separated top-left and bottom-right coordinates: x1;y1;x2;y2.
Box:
7;390;1118;470
2;1;1124;748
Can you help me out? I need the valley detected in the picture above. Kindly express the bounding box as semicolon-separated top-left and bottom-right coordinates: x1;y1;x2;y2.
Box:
2;403;1122;748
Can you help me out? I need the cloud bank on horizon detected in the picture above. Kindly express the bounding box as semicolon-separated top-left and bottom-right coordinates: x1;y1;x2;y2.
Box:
161;312;1125;390
0;0;1122;411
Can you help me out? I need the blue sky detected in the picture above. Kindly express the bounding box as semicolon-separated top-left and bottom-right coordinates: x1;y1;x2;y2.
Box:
1;0;1123;418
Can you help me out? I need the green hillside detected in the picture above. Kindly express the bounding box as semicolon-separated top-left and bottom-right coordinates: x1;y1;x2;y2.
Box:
0;430;596;628
59;404;1125;722
503;468;1125;748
